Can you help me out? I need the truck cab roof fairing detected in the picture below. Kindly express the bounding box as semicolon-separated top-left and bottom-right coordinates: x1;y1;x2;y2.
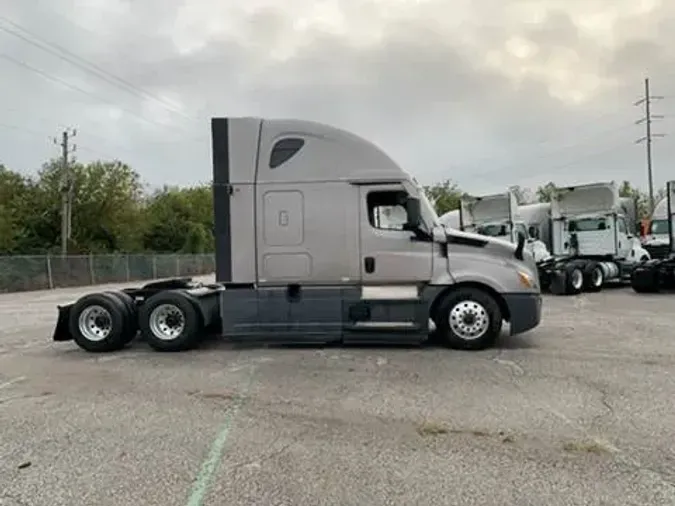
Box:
210;117;415;282
213;117;413;185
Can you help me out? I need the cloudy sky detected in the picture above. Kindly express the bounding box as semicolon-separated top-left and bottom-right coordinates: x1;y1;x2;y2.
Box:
1;0;675;195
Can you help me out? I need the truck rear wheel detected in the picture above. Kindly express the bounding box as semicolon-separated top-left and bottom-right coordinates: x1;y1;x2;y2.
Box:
434;287;502;350
68;293;129;352
138;292;203;352
583;263;604;293
564;264;584;295
104;291;138;343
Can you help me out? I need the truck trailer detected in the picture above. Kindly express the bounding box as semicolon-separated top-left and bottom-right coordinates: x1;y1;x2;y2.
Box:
438;191;551;263
631;181;675;293
52;117;543;353
524;182;649;295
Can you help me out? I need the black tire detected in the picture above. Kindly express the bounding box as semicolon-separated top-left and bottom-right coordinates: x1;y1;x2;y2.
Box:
434;287;502;350
138;291;203;352
583;262;604;293
105;291;138;343
631;266;659;293
68;292;129;352
564;264;584;295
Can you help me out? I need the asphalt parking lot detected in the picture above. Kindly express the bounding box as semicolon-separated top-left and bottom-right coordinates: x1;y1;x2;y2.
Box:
2;280;675;506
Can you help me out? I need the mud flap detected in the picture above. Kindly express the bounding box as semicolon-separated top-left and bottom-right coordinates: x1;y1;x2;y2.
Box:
548;270;567;295
52;304;74;341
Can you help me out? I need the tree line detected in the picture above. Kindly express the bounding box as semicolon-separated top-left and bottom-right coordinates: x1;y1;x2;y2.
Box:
0;159;213;255
0;157;663;256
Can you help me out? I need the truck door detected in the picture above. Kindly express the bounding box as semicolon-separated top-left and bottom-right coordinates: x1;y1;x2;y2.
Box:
358;185;433;284
345;185;433;343
616;216;631;258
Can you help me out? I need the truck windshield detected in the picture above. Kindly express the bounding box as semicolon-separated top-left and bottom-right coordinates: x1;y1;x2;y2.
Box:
476;223;509;237
569;218;607;232
650;219;669;235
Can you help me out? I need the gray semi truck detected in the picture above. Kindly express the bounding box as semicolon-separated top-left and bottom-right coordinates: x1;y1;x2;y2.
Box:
52;117;542;353
631;180;675;293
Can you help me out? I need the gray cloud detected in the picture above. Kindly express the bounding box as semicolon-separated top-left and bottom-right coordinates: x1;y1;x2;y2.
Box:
2;0;675;195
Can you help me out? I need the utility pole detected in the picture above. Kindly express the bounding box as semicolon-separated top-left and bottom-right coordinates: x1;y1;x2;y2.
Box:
634;78;665;214
54;128;77;256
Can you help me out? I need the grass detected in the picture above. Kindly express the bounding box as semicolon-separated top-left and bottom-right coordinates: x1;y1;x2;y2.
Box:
562;439;612;454
416;421;514;443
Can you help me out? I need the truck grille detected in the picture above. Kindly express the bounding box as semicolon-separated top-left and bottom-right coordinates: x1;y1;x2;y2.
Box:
644;243;671;259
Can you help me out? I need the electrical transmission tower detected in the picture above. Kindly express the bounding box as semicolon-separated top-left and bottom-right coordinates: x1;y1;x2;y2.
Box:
53;128;77;256
634;78;665;214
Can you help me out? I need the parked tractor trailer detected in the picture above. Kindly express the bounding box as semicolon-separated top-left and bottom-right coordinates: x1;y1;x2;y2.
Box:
438;191;551;262
523;182;649;295
631;180;675;293
441;183;649;295
641;195;671;259
52;117;543;353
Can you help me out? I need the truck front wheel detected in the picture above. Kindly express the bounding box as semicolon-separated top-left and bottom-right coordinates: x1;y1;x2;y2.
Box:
434;288;503;350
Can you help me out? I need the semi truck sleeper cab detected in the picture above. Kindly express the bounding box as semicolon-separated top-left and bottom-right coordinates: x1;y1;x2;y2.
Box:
52;117;543;353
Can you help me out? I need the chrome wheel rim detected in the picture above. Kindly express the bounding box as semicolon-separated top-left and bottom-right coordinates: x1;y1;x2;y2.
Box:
591;267;603;286
449;300;489;340
78;305;112;342
571;269;583;290
149;304;185;340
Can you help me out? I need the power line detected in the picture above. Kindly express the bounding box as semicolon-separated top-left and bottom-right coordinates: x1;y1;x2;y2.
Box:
0;15;199;124
0;52;186;134
634;77;666;214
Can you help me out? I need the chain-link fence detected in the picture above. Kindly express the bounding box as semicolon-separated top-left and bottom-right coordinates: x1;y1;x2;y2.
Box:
0;254;216;293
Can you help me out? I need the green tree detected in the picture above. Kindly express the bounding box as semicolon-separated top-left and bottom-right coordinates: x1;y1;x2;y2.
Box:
35;159;146;253
618;180;651;219
0;165;46;254
536;182;558;203
423;179;465;215
142;184;214;253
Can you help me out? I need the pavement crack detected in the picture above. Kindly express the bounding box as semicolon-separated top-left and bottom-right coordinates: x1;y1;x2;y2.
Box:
490;349;525;377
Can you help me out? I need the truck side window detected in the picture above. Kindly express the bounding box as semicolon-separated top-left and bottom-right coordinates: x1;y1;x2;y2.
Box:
617;218;627;233
367;190;408;231
269;138;305;168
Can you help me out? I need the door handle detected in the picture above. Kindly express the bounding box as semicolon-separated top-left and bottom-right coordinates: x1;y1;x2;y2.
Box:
364;256;375;273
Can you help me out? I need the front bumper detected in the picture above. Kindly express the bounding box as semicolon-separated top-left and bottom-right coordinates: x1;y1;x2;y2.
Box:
502;292;542;335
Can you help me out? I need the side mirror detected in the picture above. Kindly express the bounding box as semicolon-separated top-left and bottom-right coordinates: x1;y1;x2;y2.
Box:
404;197;422;230
528;226;539;239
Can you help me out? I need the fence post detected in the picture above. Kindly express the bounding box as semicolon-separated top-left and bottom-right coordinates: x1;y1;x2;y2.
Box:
46;254;54;290
197;254;203;275
152;255;157;279
176;255;180;277
89;254;95;284
125;254;130;282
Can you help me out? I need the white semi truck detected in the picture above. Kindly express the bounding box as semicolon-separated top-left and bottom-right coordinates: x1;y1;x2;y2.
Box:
631;180;675;292
438;191;551;263
52;117;543;353
520;182;649;294
641;196;670;259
